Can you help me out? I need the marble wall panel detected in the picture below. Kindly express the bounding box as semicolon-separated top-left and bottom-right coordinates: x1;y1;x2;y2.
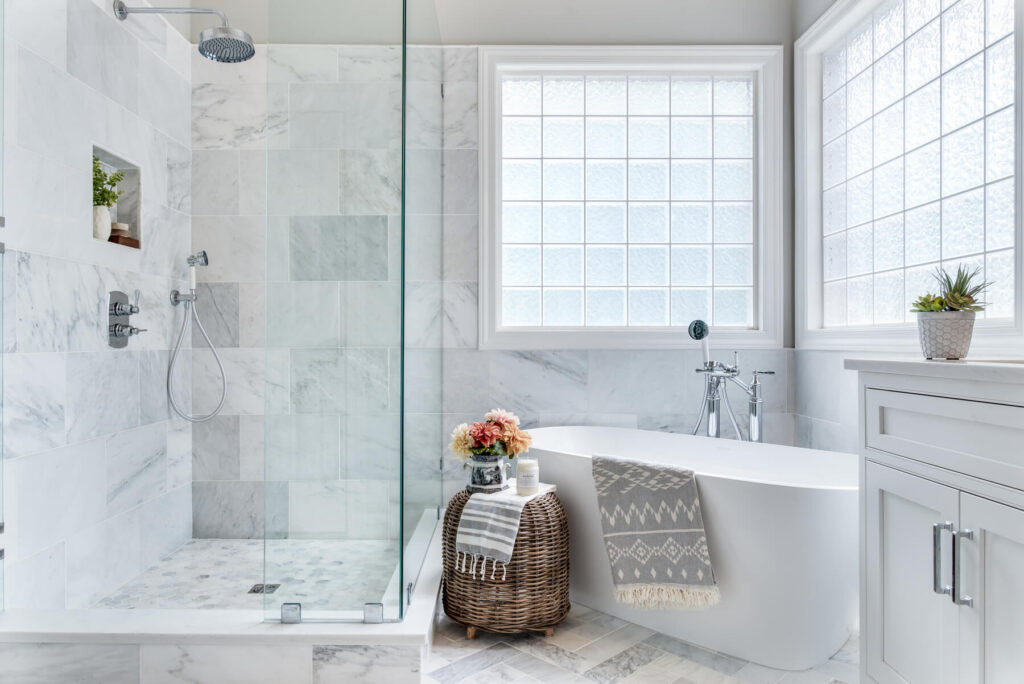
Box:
192;480;287;539
140;644;313;684
105;422;168;517
2;2;192;609
0;643;140;684
312;645;421;684
66;0;138;112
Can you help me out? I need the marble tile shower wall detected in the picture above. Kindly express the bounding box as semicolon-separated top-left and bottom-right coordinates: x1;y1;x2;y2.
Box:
0;0;193;609
437;47;797;499
189;44;444;541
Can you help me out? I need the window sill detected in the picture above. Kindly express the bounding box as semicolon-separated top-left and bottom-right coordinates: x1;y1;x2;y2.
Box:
479;326;783;350
797;319;1024;354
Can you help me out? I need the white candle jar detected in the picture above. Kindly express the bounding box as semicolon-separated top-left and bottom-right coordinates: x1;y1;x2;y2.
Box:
516;457;539;496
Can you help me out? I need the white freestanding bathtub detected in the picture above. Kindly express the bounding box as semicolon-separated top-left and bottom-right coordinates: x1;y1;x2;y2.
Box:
532;426;858;671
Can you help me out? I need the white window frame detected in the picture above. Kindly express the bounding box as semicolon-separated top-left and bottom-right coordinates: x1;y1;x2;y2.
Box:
478;45;785;350
795;0;1024;352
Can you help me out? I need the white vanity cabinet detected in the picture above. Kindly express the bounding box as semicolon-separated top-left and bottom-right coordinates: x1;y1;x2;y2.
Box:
847;360;1024;684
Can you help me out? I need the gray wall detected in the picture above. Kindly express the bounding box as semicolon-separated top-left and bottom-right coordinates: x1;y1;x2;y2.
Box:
1;0;193;609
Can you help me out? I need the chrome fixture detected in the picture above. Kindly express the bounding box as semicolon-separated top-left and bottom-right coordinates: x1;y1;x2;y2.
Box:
688;320;774;442
168;251;227;423
363;602;384;623
108;290;146;348
112;1;256;63
953;528;975;607
281;603;302;624
932;521;954;596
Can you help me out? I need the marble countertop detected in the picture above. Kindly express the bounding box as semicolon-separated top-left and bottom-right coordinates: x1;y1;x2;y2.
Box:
844;358;1024;384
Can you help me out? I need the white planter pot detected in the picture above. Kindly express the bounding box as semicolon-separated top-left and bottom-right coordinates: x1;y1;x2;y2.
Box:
916;310;976;360
93;206;112;241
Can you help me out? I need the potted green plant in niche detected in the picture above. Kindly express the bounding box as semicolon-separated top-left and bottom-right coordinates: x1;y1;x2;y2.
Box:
92;155;124;241
911;265;990;360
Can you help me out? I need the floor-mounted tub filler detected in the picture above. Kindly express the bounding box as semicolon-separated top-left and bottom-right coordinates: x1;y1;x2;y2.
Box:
534;425;859;671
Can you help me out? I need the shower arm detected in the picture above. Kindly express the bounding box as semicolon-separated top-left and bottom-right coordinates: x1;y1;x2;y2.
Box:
113;2;229;27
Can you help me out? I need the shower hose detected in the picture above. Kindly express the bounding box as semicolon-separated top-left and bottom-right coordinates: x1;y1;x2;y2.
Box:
167;298;227;423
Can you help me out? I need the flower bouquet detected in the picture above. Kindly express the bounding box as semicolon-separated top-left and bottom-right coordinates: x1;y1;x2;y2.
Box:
450;409;532;493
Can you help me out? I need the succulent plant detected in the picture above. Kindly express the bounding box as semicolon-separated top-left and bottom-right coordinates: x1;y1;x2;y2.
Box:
911;265;990;313
911;294;946;312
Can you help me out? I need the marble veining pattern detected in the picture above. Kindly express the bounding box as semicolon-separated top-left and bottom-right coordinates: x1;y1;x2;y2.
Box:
427;606;859;684
0;643;139;684
314;645;420;684
95;539;399;611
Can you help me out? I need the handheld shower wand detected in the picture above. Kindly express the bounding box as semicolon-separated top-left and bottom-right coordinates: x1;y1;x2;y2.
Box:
688;319;711;367
168;251;227;423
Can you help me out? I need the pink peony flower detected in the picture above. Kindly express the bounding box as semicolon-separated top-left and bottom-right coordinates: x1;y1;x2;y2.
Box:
485;408;520;428
468;421;503;448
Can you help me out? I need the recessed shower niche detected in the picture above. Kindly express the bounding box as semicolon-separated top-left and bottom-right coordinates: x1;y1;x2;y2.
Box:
92;146;141;248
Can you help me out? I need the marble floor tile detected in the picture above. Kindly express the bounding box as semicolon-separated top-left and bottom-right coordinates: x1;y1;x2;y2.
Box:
583;643;666;684
432;604;859;684
95;538;397;611
643;633;747;675
617;654;705;684
732;662;787;684
502;653;593;684
575;624;656;670
428;643;521;684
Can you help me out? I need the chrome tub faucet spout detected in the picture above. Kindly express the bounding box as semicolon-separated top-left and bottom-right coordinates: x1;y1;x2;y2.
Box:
688;320;774;442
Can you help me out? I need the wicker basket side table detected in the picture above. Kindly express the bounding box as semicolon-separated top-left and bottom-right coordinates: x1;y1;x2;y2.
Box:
442;490;570;639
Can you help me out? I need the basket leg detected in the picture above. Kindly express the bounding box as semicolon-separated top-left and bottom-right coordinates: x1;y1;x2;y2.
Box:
543;627;554;637
466;625;477;640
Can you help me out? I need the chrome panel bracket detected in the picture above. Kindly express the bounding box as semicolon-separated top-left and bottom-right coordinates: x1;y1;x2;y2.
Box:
363;602;384;623
281;602;302;623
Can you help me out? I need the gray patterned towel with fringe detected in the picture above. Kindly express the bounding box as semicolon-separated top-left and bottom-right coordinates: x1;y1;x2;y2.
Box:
592;455;720;609
455;482;554;581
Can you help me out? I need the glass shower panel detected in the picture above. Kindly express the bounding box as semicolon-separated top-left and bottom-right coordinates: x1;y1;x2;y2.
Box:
0;0;6;614
401;0;445;601
263;0;407;621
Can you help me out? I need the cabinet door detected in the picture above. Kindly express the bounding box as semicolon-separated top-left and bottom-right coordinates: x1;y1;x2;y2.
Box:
865;462;960;684
958;493;1024;684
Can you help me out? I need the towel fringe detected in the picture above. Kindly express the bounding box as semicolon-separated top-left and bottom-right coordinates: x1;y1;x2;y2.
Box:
613;583;721;610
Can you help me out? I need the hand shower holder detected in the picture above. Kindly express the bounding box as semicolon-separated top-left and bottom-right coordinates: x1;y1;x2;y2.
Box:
170;289;197;306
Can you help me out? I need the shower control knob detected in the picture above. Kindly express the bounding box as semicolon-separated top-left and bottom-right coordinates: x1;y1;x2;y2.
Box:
109;324;147;338
110;302;139;316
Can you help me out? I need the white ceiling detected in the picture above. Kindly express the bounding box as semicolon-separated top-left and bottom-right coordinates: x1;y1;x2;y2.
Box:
176;0;809;46
432;0;796;45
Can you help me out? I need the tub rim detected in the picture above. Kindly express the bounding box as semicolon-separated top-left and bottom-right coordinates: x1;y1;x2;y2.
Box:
529;425;859;492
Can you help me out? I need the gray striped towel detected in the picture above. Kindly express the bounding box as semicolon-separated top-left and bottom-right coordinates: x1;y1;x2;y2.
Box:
455;482;555;581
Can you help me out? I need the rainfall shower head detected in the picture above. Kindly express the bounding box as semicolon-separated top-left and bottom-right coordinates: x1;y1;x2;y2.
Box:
187;251;209;267
198;26;255;63
113;1;255;63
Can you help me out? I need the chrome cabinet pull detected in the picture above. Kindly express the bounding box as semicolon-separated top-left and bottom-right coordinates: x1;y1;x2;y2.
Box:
933;522;954;595
952;528;974;607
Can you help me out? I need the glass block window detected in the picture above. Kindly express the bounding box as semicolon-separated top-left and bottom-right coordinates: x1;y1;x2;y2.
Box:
499;74;757;328
821;0;1015;327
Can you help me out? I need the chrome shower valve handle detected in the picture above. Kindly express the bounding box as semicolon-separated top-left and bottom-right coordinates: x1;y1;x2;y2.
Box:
109;323;146;338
